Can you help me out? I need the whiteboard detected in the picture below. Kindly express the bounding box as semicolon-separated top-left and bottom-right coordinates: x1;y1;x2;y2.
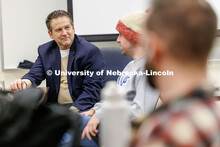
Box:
72;0;149;35
0;0;67;69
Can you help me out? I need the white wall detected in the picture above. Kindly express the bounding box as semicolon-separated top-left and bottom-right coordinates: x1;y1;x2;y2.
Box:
0;0;67;69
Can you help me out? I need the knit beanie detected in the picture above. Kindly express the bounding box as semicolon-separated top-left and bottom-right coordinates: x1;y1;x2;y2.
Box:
116;11;148;43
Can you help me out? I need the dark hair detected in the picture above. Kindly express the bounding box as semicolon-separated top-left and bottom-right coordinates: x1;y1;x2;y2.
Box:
46;10;73;32
146;0;217;63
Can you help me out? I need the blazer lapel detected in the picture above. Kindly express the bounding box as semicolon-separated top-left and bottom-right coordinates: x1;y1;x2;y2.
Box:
51;46;61;94
67;40;76;97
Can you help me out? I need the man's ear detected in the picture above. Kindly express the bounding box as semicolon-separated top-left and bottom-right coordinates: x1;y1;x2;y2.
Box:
48;30;53;39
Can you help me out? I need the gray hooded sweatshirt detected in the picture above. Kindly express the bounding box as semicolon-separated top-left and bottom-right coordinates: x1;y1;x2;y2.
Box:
92;56;159;120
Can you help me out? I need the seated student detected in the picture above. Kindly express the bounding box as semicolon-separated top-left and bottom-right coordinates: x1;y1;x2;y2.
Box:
81;11;159;141
9;10;105;111
133;0;220;146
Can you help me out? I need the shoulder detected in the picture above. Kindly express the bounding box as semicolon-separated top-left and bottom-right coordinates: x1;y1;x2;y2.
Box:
123;60;135;70
145;98;219;139
135;56;146;71
75;35;101;54
74;35;102;58
38;40;57;54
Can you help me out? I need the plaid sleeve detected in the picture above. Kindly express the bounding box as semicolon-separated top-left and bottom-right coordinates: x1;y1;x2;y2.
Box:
133;99;220;147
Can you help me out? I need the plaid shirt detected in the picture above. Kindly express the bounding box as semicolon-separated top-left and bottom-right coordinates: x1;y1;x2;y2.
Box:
133;87;220;147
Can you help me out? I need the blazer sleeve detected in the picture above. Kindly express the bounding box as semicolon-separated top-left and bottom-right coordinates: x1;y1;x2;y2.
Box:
72;47;105;111
21;46;46;87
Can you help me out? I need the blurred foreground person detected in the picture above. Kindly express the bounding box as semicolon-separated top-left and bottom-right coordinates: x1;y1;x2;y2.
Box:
133;0;220;146
0;88;80;146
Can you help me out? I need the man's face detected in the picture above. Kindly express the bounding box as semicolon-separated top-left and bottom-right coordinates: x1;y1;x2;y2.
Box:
116;33;134;56
48;16;75;50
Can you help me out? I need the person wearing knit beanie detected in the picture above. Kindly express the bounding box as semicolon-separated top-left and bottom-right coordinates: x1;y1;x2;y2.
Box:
116;11;147;43
115;11;149;60
81;11;159;145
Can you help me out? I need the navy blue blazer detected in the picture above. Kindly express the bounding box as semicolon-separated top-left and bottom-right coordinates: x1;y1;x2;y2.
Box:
22;35;105;111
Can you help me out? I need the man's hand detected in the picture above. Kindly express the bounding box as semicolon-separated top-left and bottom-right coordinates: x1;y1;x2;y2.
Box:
69;106;80;112
81;113;100;140
81;109;95;116
9;79;27;91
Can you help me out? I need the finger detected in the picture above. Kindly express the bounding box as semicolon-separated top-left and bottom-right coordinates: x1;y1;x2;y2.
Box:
12;82;18;91
89;126;96;137
86;132;92;141
92;124;99;134
92;123;98;130
91;124;98;135
9;84;14;91
17;80;23;90
86;127;92;140
90;131;97;137
94;129;99;134
21;81;27;90
81;128;86;139
9;81;17;91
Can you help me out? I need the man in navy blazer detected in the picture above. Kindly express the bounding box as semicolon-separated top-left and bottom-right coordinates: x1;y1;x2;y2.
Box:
10;10;105;111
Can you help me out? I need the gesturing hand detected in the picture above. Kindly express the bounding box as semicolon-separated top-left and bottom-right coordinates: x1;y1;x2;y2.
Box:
81;113;100;140
9;79;27;91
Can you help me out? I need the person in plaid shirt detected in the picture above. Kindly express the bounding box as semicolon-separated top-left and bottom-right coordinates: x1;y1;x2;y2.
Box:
133;87;220;147
132;0;220;146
